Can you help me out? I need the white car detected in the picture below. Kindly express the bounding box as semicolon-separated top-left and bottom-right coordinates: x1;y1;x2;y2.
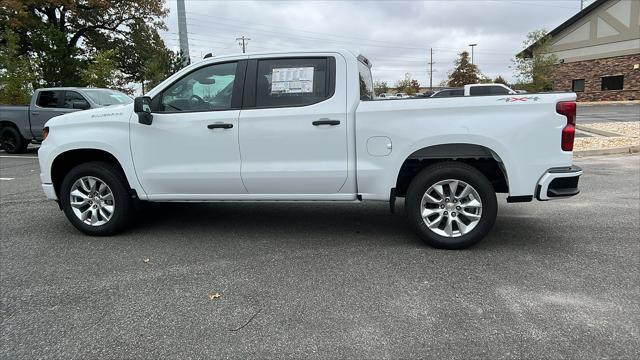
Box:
38;50;581;249
431;84;516;98
463;83;517;96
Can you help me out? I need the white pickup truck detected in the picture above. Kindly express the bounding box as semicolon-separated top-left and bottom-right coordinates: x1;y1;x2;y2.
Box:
38;50;582;249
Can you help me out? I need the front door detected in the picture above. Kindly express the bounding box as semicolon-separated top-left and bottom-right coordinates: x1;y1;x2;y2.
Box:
238;56;348;194
130;60;247;198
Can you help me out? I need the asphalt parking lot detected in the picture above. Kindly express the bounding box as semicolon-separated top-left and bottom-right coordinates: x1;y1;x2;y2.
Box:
1;151;639;359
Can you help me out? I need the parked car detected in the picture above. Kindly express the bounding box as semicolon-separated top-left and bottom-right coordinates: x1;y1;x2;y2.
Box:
377;93;394;99
431;88;464;97
431;84;516;98
395;92;410;99
464;83;517;96
38;50;581;249
0;87;133;153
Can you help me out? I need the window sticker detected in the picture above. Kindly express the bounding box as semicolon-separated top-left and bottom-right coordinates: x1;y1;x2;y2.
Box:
271;67;314;94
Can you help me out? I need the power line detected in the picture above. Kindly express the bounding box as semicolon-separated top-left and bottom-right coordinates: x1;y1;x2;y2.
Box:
182;14;516;55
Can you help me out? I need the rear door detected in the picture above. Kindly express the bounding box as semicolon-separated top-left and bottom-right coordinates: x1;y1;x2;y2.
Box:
31;90;66;134
238;55;348;194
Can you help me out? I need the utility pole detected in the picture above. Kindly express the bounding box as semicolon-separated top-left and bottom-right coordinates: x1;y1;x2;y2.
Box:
428;48;435;91
468;43;477;65
236;36;251;53
176;0;190;63
580;0;584;10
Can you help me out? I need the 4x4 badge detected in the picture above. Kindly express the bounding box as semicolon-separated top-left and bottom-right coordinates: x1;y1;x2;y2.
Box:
497;96;541;102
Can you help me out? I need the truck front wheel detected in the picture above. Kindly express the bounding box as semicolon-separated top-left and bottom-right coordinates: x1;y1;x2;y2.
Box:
59;161;133;236
0;127;27;154
405;162;497;249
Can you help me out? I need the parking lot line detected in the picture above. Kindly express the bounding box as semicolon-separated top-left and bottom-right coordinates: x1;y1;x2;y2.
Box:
0;178;15;181
0;156;39;159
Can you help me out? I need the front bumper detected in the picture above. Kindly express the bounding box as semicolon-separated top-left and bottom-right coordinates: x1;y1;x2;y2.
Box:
42;183;58;201
536;165;582;201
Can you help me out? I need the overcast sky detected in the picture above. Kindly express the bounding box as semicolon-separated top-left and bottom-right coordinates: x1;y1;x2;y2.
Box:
159;0;596;87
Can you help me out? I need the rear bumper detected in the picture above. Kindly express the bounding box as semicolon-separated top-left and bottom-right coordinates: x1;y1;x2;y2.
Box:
536;165;582;201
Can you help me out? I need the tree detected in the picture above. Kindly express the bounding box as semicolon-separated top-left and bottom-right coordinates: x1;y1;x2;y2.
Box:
110;18;172;90
477;74;493;84
494;75;508;85
169;49;190;75
0;29;35;105
395;73;418;95
81;50;117;88
410;79;420;93
2;0;168;87
374;80;389;96
143;57;169;91
447;51;479;87
513;29;558;92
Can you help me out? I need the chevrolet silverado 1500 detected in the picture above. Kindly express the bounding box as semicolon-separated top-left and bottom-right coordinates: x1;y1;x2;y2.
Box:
37;50;582;249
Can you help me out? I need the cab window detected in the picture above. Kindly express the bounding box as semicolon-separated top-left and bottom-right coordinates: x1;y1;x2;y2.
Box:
159;62;238;112
358;61;374;101
36;91;61;108
255;58;331;108
63;91;90;109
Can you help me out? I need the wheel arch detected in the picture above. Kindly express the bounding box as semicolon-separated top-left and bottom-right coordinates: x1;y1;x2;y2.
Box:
394;143;509;198
50;148;137;199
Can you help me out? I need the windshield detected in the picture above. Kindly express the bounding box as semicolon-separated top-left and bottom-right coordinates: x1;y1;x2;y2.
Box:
83;89;133;106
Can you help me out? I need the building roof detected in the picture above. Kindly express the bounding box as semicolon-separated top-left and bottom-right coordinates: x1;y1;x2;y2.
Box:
517;0;608;58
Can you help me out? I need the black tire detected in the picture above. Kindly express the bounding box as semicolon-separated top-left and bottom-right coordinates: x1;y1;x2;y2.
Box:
0;126;27;154
59;161;133;236
405;162;497;249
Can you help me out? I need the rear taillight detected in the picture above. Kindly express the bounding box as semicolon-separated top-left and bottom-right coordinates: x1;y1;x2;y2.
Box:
42;126;49;141
556;101;576;151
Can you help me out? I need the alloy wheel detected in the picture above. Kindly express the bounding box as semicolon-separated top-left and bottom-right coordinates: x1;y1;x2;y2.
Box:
420;179;483;237
69;176;115;226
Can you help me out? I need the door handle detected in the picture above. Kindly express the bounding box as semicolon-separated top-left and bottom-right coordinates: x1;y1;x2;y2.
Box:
31;112;40;116
207;123;233;129
312;119;340;126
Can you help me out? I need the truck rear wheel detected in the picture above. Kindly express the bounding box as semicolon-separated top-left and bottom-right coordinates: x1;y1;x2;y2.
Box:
405;162;497;249
59;161;133;236
0;126;27;154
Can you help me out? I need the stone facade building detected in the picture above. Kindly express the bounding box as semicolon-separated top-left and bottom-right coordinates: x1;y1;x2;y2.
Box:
521;0;639;101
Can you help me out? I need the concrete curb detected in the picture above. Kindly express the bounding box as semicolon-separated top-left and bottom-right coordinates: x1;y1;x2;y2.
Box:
574;145;640;157
575;124;622;137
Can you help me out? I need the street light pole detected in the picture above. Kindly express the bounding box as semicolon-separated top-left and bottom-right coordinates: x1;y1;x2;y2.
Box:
468;43;477;65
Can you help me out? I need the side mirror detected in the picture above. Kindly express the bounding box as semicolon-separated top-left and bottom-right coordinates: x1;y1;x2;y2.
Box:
134;96;153;125
73;101;90;110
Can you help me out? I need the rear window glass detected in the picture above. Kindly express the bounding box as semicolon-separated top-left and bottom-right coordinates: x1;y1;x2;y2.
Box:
255;58;330;107
358;61;374;101
470;87;491;96
36;91;60;108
